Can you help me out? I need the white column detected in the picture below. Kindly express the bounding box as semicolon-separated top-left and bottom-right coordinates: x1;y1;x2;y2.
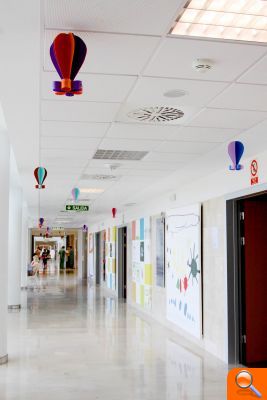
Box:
20;201;29;289
0;130;10;364
8;150;23;308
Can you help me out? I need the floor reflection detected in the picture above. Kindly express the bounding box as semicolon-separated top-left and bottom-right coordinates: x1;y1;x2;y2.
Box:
0;275;228;400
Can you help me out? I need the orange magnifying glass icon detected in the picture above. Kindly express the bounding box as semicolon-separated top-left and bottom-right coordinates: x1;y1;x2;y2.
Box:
236;370;262;398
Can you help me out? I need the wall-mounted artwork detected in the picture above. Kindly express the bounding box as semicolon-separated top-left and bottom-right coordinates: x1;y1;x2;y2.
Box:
106;227;116;291
166;204;202;339
156;217;165;287
132;217;152;309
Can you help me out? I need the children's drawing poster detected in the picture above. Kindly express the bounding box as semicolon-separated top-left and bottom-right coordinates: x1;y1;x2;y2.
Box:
166;204;202;338
132;217;152;310
106;227;116;291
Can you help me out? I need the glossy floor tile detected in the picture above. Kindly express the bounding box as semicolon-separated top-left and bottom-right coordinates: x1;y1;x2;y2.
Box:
0;272;228;399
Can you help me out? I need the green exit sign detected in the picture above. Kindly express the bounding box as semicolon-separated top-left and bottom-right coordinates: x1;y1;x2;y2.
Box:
65;205;89;212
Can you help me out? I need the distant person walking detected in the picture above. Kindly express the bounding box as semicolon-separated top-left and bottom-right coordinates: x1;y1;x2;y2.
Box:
31;252;40;277
59;246;66;270
68;246;75;269
42;247;50;271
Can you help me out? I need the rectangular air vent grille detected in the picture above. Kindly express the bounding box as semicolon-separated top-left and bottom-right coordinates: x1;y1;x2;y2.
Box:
93;149;148;161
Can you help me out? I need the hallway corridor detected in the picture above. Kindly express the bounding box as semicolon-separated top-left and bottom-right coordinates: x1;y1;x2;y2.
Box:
0;276;228;400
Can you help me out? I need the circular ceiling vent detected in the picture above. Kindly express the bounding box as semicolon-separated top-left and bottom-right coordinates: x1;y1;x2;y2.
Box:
127;106;184;123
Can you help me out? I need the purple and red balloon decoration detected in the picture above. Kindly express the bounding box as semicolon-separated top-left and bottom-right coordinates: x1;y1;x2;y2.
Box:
82;224;88;233
34;167;47;189
112;208;117;218
39;217;44;228
50;32;87;96
228;141;244;171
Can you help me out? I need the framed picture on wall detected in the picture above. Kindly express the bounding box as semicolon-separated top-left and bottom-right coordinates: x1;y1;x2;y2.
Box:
156;217;165;287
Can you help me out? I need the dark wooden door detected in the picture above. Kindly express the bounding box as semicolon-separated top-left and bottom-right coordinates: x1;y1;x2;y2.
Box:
242;199;267;366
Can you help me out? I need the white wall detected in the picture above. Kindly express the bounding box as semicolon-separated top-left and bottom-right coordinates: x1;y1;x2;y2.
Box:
88;147;267;363
21;200;29;288
8;149;23;307
0;128;10;361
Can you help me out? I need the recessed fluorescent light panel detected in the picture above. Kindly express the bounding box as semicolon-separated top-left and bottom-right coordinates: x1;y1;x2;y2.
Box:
80;188;105;193
171;0;267;43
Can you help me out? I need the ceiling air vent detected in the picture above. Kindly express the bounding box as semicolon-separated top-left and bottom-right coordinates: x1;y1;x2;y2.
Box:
81;173;117;181
93;149;148;161
127;106;184;123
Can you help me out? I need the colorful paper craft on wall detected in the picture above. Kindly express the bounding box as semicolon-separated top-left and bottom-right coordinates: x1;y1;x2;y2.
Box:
50;32;87;96
166;204;202;339
132;217;152;310
105;227;116;291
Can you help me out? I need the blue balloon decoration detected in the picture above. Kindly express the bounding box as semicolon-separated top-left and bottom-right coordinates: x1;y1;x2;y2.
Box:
228;141;244;171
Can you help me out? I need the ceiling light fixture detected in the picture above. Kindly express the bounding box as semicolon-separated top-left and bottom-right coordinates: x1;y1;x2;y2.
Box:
163;89;188;98
80;188;105;194
171;0;267;43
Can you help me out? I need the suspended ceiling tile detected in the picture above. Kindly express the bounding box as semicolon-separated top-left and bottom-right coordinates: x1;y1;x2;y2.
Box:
153;140;219;154
41;100;120;122
209;83;267;111
87;159;180;170
41;136;101;151
41;156;89;168
127;77;228;106
41;148;92;159
143;152;195;163
106;122;181;141
99;138;162;152
143;37;266;82
44;0;183;35
42;72;136;103
190;108;267;129
167;126;238;143
44;30;160;75
41;121;109;138
238;54;267;85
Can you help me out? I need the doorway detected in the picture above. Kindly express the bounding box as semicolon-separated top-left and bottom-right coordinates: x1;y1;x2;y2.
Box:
82;231;88;279
227;192;267;367
95;232;101;285
118;227;127;299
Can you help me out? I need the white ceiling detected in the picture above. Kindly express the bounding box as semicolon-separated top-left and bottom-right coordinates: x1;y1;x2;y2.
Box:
1;0;267;227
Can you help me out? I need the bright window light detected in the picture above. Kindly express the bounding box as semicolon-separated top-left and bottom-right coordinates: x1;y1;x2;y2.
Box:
80;188;105;193
171;0;267;43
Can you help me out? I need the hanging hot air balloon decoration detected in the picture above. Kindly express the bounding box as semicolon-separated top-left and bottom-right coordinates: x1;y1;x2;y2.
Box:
39;217;44;228
228;141;245;171
112;208;117;218
72;187;80;203
50;32;87;96
82;224;88;233
34;167;48;189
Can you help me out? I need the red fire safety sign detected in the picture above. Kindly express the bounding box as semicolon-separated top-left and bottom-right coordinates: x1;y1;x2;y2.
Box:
250;159;259;186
